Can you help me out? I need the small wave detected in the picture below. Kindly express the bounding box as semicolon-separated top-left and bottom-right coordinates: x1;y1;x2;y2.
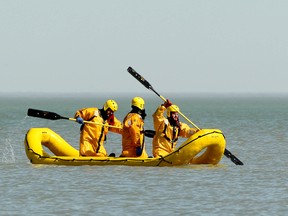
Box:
1;138;16;163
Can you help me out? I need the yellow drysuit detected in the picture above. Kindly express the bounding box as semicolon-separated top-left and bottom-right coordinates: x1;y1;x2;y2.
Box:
121;112;148;158
74;107;122;157
152;105;197;157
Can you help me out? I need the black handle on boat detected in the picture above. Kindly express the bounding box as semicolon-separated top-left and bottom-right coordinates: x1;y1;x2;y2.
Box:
127;67;244;165
143;130;156;138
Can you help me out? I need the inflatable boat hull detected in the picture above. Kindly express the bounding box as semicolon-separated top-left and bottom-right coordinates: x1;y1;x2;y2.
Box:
24;128;226;166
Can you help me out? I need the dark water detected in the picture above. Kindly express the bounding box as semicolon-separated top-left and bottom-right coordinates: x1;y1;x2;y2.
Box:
0;94;287;215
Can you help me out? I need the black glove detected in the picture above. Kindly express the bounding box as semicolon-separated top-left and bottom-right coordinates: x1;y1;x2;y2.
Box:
136;146;142;156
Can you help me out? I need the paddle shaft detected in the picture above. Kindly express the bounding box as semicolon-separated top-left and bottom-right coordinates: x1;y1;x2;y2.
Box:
127;67;243;165
70;118;121;129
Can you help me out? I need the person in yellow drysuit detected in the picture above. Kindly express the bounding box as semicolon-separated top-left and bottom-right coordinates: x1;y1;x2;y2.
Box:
152;99;199;158
121;97;148;158
74;99;122;157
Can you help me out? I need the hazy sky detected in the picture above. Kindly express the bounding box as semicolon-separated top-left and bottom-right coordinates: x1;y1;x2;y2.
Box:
1;0;287;95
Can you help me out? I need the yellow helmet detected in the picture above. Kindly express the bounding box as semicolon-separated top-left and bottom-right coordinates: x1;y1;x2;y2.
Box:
131;97;145;110
103;99;118;112
167;104;180;117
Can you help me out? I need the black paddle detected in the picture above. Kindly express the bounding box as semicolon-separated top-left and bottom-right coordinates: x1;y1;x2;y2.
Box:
127;66;244;165
27;108;70;120
27;108;122;129
27;108;156;136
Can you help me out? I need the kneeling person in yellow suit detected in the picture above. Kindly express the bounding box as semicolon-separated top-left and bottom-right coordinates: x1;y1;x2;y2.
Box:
121;97;148;158
152;99;199;158
74;99;122;157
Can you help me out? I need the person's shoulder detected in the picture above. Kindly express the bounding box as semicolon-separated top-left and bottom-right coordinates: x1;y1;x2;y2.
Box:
158;105;166;112
180;122;190;128
127;112;141;120
82;107;99;115
87;107;99;111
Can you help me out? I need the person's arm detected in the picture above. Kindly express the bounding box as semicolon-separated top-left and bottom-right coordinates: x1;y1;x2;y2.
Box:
179;123;199;138
108;115;123;134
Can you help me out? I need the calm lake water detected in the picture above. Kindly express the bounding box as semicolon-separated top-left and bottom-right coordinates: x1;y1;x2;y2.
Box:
0;94;287;215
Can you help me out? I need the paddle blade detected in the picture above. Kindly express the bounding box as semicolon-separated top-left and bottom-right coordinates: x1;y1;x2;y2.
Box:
224;149;244;165
27;108;65;120
127;67;153;90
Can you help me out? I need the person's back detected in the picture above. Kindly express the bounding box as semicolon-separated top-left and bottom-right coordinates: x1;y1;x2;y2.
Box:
121;97;148;158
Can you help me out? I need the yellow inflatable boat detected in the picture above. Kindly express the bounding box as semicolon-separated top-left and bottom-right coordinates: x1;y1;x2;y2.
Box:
24;128;226;166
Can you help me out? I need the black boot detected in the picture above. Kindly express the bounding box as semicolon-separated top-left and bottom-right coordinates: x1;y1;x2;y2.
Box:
109;153;116;157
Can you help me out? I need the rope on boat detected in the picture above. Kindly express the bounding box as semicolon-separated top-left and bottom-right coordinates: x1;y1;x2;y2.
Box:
25;130;225;165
